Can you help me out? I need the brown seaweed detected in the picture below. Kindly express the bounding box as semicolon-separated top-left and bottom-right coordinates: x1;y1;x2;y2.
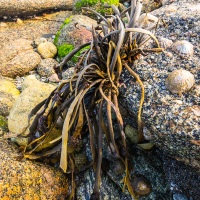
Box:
22;1;163;199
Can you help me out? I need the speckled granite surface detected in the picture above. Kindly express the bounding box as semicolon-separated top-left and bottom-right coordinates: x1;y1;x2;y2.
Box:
0;0;72;18
0;140;69;199
119;1;200;168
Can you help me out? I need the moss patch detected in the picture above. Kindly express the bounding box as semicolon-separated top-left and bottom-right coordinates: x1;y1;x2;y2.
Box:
54;16;73;45
57;44;90;63
57;44;74;58
0;115;8;132
75;0;119;14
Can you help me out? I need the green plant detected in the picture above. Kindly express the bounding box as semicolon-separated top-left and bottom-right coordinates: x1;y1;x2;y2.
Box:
75;0;119;14
22;1;162;199
54;16;73;45
57;44;74;58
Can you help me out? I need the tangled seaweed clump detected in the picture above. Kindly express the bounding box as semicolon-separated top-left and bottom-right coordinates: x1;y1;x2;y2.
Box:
22;1;162;199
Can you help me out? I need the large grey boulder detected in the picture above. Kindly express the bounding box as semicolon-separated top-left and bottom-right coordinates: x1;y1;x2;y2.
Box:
120;1;200;168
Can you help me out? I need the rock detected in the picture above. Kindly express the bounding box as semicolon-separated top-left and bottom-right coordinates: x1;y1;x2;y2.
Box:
0;78;20;99
0;0;72;18
0;39;41;78
37;58;59;77
76;138;171;200
0;92;16;117
55;15;97;47
125;125;139;143
16;18;23;25
0;140;68;199
119;1;200;168
62;67;75;80
142;0;162;13
0;11;73;49
33;37;48;47
173;193;189;200
49;73;60;83
0;77;20;116
38;42;57;58
8;75;56;136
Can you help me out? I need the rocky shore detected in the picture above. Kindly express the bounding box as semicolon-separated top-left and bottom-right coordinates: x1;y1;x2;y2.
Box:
0;0;199;199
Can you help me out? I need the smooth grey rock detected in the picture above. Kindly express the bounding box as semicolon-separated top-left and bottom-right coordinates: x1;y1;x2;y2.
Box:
119;1;200;169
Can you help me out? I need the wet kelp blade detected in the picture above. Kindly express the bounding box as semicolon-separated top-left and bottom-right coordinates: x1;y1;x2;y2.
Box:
60;90;84;172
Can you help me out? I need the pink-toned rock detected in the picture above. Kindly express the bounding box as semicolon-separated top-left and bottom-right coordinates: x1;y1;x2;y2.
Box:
0;140;68;199
56;15;97;47
0;39;41;78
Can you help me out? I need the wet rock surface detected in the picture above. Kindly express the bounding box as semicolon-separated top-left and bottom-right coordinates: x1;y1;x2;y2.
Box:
0;0;72;19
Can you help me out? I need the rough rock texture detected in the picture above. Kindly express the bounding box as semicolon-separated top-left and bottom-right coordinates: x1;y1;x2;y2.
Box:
8;75;56;136
0;92;16;117
0;11;72;49
119;1;200;168
75;135;171;200
37;42;57;58
0;39;41;78
0;77;20;99
0;140;68;199
0;78;20;116
0;0;72;18
56;15;97;47
37;58;59;77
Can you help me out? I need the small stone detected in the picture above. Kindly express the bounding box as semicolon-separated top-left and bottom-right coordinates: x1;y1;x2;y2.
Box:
16;18;23;24
0;22;7;27
37;58;58;77
125;125;139;143
49;73;60;83
131;174;152;196
165;69;195;95
173;193;189;200
37;42;57;58
171;40;194;58
33;37;47;47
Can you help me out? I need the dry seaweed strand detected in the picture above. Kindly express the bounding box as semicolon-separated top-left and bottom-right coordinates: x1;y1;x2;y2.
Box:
22;1;163;199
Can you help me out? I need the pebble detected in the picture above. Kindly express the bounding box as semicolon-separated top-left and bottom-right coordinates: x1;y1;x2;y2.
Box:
37;42;57;58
